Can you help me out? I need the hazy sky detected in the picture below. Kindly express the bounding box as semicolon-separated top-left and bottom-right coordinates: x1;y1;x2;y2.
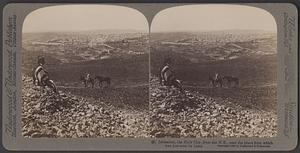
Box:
23;5;149;33
151;5;277;32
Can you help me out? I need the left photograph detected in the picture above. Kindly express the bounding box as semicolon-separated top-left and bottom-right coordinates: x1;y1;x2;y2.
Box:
21;5;150;138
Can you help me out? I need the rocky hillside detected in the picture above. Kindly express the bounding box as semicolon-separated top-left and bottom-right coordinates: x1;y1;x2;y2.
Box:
22;75;277;138
22;76;149;138
149;76;277;138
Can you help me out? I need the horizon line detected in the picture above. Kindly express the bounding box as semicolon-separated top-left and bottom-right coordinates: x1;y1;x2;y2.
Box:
23;28;276;34
151;29;277;33
23;28;149;34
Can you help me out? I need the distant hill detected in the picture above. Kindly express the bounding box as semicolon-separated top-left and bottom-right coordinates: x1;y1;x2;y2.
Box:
24;54;150;87
151;29;276;35
151;30;276;63
23;29;147;35
151;48;277;86
22;30;149;66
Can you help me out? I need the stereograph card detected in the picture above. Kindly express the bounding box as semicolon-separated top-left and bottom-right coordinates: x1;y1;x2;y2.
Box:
1;2;298;151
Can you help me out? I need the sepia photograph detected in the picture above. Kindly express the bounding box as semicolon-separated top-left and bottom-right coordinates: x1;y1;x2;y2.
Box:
150;5;278;138
2;2;298;151
21;5;150;138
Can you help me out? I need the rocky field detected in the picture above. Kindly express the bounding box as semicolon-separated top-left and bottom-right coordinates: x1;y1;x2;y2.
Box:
22;76;149;138
22;75;277;138
149;76;277;138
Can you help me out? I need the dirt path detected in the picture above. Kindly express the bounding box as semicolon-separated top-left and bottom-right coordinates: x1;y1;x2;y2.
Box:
185;84;277;112
57;83;149;111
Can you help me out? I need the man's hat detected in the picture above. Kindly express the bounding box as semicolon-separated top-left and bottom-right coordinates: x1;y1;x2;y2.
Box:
37;56;45;65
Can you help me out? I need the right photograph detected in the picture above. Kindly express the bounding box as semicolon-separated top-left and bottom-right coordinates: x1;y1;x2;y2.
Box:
150;5;277;138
